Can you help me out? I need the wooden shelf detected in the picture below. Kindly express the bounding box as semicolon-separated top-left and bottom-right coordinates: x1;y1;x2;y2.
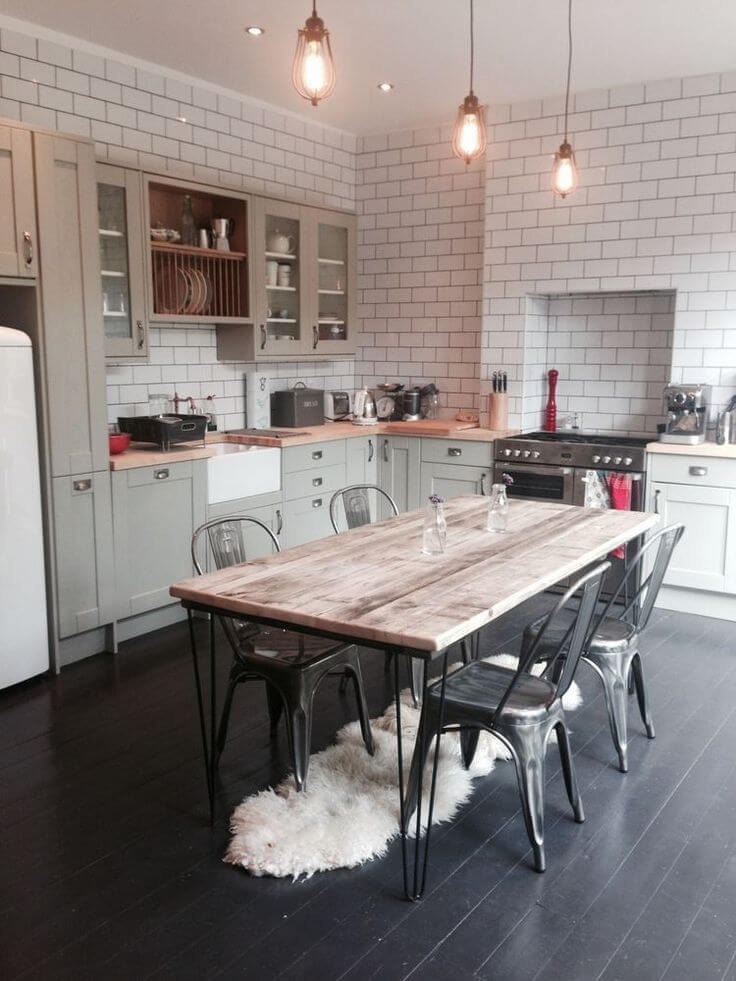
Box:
99;228;124;238
267;317;297;324
151;240;246;260
318;289;345;295
266;284;297;292
318;257;345;266
103;311;128;318
101;269;126;278
265;251;297;261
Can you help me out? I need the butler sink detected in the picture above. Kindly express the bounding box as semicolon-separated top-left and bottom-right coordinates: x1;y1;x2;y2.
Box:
206;443;281;504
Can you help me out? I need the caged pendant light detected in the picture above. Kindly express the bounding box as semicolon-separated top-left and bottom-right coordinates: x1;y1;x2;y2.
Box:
451;0;487;165
292;4;336;107
551;0;578;197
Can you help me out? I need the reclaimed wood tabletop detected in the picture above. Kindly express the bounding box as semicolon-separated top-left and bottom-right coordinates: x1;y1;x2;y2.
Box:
170;497;659;655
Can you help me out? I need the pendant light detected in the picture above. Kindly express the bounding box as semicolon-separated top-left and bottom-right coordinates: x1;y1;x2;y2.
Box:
551;0;578;197
292;4;336;106
451;0;487;165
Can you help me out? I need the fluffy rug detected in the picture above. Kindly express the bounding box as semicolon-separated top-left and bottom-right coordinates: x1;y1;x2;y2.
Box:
225;654;582;879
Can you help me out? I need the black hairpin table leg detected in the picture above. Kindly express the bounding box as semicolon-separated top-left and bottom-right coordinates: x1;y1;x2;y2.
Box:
187;608;218;824
394;648;449;901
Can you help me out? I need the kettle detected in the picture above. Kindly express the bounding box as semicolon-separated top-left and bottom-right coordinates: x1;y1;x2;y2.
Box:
716;395;736;444
352;386;378;426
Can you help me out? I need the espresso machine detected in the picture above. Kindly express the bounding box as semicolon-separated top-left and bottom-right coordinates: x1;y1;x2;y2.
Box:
660;383;711;444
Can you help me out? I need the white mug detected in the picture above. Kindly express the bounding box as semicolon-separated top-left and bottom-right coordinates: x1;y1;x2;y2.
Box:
277;264;291;287
266;260;279;286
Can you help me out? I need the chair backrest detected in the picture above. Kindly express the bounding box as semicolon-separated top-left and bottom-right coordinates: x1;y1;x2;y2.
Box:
494;561;610;724
598;523;685;634
329;483;399;534
191;515;280;575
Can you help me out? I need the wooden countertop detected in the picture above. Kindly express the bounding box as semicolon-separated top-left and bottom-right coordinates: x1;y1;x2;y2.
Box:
170;497;657;654
109;421;516;470
647;441;736;460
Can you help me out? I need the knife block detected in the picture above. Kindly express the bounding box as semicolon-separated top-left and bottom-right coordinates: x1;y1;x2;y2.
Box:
487;393;508;431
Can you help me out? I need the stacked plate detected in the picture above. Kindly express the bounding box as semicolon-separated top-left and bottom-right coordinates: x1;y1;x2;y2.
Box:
156;266;212;316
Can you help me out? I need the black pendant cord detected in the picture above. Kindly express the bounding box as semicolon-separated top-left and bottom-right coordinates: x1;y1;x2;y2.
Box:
563;0;573;143
469;0;475;95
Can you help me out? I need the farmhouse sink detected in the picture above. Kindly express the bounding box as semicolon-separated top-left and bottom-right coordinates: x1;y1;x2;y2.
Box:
206;443;281;504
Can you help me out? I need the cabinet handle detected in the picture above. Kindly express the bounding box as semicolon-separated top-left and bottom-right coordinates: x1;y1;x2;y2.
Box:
154;468;169;480
448;447;462;457
654;488;660;514
276;509;283;535
312;324;319;350
312;498;323;508
368;438;374;462
260;324;267;350
312;450;323;460
22;230;32;266
479;472;487;496
136;320;145;350
312;476;323;487
72;478;91;492
689;466;708;477
383;438;389;462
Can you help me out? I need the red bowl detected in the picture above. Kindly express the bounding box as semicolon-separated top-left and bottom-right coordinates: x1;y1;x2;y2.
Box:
108;432;131;455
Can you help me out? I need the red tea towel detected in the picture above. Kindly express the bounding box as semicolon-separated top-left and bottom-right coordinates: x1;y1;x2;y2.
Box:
606;472;633;559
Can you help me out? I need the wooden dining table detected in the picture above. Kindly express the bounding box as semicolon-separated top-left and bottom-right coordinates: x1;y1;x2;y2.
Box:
170;496;658;899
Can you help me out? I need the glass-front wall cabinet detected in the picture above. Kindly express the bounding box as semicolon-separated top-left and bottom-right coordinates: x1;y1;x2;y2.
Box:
312;209;356;356
254;198;304;358
97;164;147;359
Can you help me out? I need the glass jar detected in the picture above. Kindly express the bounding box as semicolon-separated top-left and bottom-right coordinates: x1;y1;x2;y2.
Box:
422;496;447;556
487;483;509;533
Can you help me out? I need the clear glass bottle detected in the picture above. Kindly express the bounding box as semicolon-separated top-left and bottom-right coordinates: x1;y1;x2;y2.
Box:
487;483;509;533
422;496;447;556
180;195;196;246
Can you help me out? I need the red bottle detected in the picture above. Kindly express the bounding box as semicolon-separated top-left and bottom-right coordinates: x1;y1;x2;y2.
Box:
544;369;559;432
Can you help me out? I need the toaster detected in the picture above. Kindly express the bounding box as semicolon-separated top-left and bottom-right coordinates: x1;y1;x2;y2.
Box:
324;390;352;421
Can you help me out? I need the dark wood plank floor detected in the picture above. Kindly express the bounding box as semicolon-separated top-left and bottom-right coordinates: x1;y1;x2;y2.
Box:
2;600;736;981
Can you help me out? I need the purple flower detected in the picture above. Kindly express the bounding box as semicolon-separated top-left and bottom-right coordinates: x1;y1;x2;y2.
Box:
501;472;514;485
428;494;445;505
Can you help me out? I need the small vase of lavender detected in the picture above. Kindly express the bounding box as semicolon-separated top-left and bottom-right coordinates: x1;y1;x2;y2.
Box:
422;494;447;556
487;473;513;533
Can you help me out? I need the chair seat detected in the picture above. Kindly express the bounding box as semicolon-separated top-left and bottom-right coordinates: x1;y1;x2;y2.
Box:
428;660;557;725
523;614;637;660
237;626;352;669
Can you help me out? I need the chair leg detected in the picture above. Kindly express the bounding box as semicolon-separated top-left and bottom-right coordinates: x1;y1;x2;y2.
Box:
555;720;584;823
593;657;630;774
214;666;242;765
404;701;441;827
384;651;393;673
265;681;283;738
506;725;547;872
630;651;655;739
408;655;423;707
344;654;375;756
285;696;314;793
338;669;350;694
460;727;480;770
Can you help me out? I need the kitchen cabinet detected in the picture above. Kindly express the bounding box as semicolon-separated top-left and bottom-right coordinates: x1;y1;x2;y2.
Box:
310;208;357;357
346;435;378;486
0;124;36;278
112;460;207;619
379;436;421;513
97;163;148;359
420;462;489;500
281;438;346;548
34;133;108;477
252;196;306;358
52;472;115;638
206;490;283;567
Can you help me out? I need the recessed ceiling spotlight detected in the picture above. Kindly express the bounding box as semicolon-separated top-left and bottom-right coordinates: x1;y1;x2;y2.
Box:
245;25;265;36
377;81;394;92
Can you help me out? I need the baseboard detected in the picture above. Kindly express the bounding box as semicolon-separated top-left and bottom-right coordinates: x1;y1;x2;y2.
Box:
656;586;736;622
114;603;188;642
58;627;111;667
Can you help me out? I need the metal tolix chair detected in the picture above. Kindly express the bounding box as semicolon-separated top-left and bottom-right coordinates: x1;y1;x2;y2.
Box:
522;523;685;773
191;515;374;792
404;561;610;874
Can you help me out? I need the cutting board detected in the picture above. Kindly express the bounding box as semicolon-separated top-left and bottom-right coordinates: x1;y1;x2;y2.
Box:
382;419;479;436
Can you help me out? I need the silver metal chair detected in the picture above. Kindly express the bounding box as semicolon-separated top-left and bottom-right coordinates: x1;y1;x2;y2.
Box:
405;562;610;873
522;523;685;773
191;515;374;792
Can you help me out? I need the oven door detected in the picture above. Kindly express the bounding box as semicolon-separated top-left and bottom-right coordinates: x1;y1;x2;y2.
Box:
493;462;574;504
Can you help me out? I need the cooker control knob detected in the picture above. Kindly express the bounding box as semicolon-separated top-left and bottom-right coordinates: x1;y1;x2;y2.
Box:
513;449;521;457
614;456;622;465
532;450;540;459
523;450;531;458
602;455;611;464
624;457;632;466
592;454;601;464
503;448;512;457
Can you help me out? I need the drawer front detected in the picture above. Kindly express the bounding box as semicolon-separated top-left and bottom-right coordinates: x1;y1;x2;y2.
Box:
649;453;736;489
283;463;346;501
420;438;493;468
282;493;334;548
283;439;346;473
125;460;193;487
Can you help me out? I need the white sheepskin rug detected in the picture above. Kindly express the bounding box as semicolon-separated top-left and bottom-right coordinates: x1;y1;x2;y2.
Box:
225;653;582;879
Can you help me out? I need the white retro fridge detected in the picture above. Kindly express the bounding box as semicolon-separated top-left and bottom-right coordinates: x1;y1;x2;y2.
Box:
0;326;49;687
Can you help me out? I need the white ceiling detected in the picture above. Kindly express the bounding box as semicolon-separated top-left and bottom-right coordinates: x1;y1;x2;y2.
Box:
3;0;736;134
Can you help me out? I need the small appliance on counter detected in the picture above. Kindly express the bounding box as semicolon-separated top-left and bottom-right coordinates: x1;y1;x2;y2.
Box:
324;390;352;421
117;414;208;450
660;383;711;444
375;382;404;421
353;386;378;426
270;383;324;428
716;395;736;445
402;386;422;421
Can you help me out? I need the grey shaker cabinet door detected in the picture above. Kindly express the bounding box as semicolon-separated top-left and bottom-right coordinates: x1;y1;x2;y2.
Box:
52;472;115;638
0;125;36;277
34;134;108;477
281;493;334;549
378;436;421;513
203;499;283;570
112;461;207;619
419;462;490;502
346;435;378;487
